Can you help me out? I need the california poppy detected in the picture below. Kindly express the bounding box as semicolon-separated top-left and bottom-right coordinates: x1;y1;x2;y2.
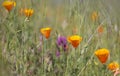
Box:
91;11;98;22
2;1;16;12
40;27;51;39
98;25;104;34
67;35;82;48
95;48;109;64
108;62;119;71
24;9;34;17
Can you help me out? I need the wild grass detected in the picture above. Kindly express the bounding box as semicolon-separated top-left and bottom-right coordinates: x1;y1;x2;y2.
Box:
0;0;120;76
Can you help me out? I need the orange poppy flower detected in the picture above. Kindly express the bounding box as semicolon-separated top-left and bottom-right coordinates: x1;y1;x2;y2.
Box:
67;35;82;48
2;1;16;12
24;9;34;17
91;11;98;22
95;48;109;64
98;25;104;34
40;27;51;39
108;62;119;71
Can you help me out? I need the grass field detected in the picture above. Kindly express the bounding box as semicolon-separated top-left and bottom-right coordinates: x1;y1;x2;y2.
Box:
0;0;120;76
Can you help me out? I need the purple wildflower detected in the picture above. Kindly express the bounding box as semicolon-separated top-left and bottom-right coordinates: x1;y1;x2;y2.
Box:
56;51;60;57
56;36;67;51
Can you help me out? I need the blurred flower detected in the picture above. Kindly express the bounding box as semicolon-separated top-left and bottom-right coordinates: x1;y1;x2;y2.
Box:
2;1;16;12
114;69;120;76
56;51;60;57
108;62;119;71
61;20;68;29
97;25;104;34
19;8;25;15
72;27;78;34
57;36;67;51
95;48;109;64
91;11;98;22
40;27;51;39
67;35;82;48
24;8;34;17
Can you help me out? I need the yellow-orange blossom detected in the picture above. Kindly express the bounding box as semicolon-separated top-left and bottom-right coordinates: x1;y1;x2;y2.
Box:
95;48;109;64
108;62;119;71
2;1;16;12
91;11;98;22
40;27;51;39
24;9;34;17
98;25;104;34
67;35;82;48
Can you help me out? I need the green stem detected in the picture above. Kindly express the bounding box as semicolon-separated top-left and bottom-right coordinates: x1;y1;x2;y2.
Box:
77;54;94;76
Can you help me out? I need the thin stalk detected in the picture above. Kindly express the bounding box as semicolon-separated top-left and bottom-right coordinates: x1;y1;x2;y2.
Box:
77;53;94;76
